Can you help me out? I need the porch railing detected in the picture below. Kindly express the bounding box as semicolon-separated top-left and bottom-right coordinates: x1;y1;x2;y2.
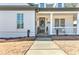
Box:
52;27;77;35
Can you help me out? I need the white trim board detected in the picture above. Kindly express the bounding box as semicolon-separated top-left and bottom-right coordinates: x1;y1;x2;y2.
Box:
38;11;79;13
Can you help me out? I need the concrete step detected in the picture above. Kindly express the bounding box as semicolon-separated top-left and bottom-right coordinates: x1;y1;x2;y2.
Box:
36;37;52;41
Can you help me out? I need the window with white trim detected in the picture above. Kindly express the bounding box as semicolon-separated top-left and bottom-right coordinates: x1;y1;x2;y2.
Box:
17;13;24;29
39;3;44;8
58;3;62;8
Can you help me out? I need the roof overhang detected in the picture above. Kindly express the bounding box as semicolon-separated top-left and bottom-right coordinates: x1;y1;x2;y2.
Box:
0;5;37;10
0;5;79;12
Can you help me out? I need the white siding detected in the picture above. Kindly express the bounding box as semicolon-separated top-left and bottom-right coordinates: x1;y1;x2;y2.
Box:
0;11;35;38
77;12;79;35
65;18;73;35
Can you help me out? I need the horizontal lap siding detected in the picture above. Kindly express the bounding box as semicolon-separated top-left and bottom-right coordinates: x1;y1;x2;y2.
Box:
0;11;35;38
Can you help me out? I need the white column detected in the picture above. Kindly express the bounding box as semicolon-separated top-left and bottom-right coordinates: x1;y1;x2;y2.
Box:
49;13;53;35
77;13;79;35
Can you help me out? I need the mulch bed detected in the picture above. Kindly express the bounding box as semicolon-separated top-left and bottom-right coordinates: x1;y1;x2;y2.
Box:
52;35;79;40
0;37;35;42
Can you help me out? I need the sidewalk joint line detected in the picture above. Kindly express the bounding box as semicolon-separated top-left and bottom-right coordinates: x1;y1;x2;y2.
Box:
24;39;36;55
54;41;69;55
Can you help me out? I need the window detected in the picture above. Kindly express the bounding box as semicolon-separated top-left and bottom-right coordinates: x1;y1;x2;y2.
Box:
73;20;77;27
17;13;24;29
55;19;59;27
58;3;62;8
60;19;65;27
55;18;65;27
39;3;44;8
46;4;53;8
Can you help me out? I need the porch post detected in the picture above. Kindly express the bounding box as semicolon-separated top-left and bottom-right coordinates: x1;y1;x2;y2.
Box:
77;12;79;35
49;13;53;35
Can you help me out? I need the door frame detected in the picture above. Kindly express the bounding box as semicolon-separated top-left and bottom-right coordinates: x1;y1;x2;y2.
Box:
36;17;48;35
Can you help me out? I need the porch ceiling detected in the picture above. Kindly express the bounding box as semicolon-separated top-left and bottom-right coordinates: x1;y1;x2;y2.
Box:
38;8;79;11
37;12;76;16
36;13;50;19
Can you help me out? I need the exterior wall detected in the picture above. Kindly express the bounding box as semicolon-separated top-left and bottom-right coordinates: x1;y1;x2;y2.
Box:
65;15;73;35
0;10;35;38
53;14;73;35
77;12;79;35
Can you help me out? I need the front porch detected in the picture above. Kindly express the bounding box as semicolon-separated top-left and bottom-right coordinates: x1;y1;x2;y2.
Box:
36;11;79;36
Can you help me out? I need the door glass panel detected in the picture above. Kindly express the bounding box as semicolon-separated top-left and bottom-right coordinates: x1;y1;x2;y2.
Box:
39;18;45;30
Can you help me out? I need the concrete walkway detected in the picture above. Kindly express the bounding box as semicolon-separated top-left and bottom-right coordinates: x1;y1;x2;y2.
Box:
26;38;67;55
